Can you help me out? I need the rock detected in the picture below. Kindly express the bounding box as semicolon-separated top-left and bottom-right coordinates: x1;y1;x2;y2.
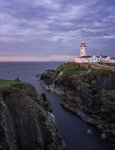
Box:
87;129;92;134
40;93;53;112
101;133;107;139
38;62;115;144
0;82;64;150
58;71;63;77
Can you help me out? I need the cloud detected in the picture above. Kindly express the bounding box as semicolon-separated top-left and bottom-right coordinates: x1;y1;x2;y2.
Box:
0;0;115;61
33;0;61;10
0;54;74;62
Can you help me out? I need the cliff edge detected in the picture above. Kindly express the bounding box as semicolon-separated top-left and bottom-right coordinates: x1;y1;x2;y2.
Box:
0;80;64;150
39;62;115;143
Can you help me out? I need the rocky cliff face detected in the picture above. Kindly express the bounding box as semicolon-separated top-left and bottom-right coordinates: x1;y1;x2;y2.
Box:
39;62;115;143
0;83;64;150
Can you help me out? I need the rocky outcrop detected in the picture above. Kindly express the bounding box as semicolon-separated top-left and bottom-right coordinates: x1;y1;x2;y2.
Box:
0;83;64;150
39;62;115;143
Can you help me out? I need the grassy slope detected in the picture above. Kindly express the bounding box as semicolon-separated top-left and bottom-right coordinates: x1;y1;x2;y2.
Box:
56;62;115;106
57;62;112;78
0;80;30;92
0;80;43;112
57;62;87;77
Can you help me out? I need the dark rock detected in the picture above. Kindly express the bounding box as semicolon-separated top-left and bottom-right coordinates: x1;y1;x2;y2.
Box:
0;83;64;150
38;62;115;144
41;93;53;112
101;133;107;139
87;129;92;134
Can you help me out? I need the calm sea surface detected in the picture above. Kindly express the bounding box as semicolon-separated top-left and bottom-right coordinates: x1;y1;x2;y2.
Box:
0;62;114;150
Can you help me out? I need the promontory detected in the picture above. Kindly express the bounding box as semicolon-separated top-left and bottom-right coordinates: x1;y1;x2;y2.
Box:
38;62;115;144
0;80;64;150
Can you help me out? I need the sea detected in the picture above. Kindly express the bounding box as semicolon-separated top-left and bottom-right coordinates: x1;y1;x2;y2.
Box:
0;62;114;150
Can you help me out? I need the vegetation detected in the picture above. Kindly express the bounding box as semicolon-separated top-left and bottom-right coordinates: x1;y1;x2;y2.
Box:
57;62;88;77
0;80;30;92
0;80;42;114
56;62;114;79
101;90;115;106
99;62;115;67
93;69;112;74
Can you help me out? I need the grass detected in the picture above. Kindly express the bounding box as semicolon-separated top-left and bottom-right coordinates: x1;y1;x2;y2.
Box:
93;69;112;74
0;80;30;92
57;62;88;77
0;80;43;113
101;90;115;106
57;62;113;78
64;69;87;77
99;62;115;67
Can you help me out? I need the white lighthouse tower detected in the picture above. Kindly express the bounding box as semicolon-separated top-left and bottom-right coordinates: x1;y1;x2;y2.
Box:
80;42;86;57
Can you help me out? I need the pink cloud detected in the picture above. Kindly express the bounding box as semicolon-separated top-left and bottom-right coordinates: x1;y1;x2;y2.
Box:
0;55;75;62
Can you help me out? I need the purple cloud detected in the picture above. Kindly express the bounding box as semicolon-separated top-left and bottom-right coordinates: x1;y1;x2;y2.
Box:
0;0;115;61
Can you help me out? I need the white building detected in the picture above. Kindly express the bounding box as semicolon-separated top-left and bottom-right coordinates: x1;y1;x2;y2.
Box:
75;42;115;63
80;42;86;57
112;58;115;63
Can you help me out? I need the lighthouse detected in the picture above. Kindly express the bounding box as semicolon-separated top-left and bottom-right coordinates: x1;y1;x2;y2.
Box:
80;42;86;57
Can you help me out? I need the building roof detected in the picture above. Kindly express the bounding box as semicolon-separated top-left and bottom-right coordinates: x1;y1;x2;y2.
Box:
79;55;100;58
102;56;108;58
79;56;91;58
80;42;86;47
96;55;101;58
79;55;112;59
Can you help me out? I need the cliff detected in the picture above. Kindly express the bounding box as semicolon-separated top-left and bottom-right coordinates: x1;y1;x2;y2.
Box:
0;80;64;150
39;62;115;143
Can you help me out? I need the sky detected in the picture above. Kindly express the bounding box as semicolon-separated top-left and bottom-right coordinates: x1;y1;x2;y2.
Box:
0;0;115;61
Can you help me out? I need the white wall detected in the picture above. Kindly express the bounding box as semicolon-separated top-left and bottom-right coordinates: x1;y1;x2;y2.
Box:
111;59;115;63
75;57;89;63
75;55;115;64
89;55;100;63
81;58;89;63
75;58;82;63
80;47;86;57
104;56;112;62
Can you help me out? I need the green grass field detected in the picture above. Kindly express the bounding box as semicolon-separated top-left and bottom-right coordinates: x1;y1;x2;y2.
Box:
57;62;88;77
0;80;29;92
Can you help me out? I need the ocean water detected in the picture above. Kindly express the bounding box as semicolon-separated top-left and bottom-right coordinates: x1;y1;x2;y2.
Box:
0;62;114;150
